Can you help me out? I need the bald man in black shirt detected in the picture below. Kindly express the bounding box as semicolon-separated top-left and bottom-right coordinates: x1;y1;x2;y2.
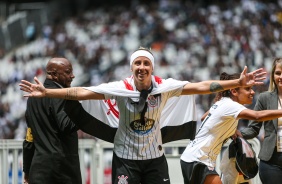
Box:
22;58;82;184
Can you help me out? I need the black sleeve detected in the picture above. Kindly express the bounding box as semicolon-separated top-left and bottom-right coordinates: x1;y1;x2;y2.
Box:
50;98;78;133
23;140;35;174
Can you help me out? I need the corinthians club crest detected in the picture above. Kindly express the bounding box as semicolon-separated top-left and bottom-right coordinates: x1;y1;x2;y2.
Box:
118;175;128;184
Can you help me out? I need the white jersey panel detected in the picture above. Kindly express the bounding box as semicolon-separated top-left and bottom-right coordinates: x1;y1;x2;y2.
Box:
180;97;246;168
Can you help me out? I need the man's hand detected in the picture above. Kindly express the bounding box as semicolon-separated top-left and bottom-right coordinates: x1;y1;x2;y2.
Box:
19;77;46;97
239;66;266;87
24;173;29;184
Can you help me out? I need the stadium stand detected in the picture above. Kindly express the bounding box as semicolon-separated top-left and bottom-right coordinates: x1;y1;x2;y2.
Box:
1;0;278;139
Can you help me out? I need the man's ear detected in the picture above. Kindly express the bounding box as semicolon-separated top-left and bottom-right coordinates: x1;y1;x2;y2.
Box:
50;72;58;80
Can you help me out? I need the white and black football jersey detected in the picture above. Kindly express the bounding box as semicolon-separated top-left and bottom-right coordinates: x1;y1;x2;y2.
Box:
105;87;182;160
181;97;246;168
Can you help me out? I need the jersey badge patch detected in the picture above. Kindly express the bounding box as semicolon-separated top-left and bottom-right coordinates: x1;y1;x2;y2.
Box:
148;95;157;107
25;128;33;142
118;175;128;184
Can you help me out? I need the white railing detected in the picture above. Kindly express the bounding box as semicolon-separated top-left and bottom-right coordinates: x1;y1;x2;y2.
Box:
0;138;261;184
0;139;98;184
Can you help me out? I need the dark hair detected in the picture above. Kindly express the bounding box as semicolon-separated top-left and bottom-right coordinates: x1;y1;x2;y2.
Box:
214;72;241;102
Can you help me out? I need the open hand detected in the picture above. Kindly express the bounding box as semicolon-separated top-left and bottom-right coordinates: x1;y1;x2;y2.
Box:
239;66;266;87
19;77;46;97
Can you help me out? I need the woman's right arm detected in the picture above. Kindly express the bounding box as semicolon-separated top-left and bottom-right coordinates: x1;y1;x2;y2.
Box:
19;77;105;100
45;86;104;100
239;94;266;139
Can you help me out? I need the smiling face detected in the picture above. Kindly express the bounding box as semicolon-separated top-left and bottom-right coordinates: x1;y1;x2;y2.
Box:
131;56;153;90
231;86;255;105
273;63;282;91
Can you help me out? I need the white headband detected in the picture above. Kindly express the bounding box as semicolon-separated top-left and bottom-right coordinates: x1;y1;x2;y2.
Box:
130;50;154;69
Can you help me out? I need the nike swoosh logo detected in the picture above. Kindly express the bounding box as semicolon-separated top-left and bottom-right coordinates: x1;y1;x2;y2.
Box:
163;179;169;181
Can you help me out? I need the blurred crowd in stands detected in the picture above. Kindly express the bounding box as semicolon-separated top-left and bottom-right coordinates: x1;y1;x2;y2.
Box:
0;0;281;140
